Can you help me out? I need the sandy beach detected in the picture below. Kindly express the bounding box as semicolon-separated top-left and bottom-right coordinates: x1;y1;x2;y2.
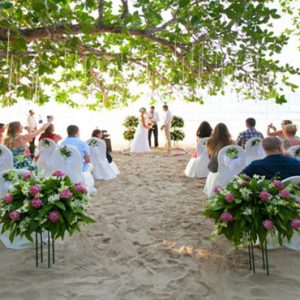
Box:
1;149;300;300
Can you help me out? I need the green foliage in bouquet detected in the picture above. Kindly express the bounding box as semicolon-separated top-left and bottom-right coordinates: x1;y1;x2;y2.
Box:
88;138;99;147
0;170;95;243
42;139;51;148
123;116;139;128
171;116;184;128
203;175;300;248
294;148;300;158
226;147;239;159
59;146;72;159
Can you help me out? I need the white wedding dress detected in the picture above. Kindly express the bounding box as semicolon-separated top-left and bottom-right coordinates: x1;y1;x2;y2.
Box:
130;116;150;153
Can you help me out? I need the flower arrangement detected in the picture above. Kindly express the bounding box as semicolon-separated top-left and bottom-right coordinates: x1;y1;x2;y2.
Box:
0;170;94;243
171;116;184;128
251;139;262;147
59;146;72;159
203;175;300;248
42;139;51;148
123;116;139;128
88;139;99;147
123;116;139;141
171;115;185;146
226;147;238;159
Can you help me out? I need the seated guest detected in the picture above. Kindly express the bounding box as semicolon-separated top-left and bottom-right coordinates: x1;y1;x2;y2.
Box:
0;123;5;143
236;118;264;148
91;129;113;163
3;121;51;171
240;137;300;179
206;123;234;173
61;125;91;171
39;124;62;143
283;124;300;149
196;121;212;140
267;120;292;138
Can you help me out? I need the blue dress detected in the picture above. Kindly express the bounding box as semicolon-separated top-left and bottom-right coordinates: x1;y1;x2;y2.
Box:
11;147;37;171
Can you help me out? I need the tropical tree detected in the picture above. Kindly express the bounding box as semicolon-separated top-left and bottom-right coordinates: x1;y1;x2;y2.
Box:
0;0;299;109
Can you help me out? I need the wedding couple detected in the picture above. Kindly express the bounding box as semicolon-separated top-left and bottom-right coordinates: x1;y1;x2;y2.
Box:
130;105;173;153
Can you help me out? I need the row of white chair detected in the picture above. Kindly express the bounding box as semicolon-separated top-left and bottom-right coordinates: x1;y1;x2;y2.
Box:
0;138;120;194
185;137;266;179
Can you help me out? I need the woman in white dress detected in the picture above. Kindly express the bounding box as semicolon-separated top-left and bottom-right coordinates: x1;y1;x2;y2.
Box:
130;108;151;153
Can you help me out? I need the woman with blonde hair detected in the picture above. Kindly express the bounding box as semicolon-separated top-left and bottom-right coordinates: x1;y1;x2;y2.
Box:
3;121;51;170
206;123;234;172
130;107;150;153
283;124;300;149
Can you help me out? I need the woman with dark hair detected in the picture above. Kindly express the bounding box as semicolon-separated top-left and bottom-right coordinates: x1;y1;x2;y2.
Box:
91;129;113;163
196;121;212;140
38;124;62;143
206;123;234;173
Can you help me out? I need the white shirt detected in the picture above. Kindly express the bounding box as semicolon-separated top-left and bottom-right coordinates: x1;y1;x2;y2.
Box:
163;110;173;126
26;115;37;132
146;111;160;124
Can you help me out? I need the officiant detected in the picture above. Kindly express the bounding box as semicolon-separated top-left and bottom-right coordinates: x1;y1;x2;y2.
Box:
147;106;160;148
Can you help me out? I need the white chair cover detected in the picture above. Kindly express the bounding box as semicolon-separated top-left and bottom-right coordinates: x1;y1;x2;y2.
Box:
204;145;247;198
0;145;13;172
288;145;300;161
52;145;95;193
36;139;57;176
87;138;118;180
185;138;210;178
245;137;265;165
0;169;35;249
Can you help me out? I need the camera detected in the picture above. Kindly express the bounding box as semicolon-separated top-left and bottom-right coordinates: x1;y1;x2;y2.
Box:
47;115;54;122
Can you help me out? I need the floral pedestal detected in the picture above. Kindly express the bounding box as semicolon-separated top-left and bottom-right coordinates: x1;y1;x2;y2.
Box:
204;175;300;275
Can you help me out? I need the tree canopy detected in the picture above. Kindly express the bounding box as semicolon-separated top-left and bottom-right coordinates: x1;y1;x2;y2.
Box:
0;0;299;109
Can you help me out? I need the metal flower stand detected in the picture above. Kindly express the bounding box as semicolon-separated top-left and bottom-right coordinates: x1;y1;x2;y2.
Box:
248;241;269;275
35;231;55;268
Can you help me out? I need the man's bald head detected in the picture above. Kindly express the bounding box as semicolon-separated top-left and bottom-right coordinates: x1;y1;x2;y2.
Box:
262;137;283;155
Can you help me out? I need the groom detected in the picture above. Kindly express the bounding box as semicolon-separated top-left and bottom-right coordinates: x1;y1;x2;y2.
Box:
147;106;160;148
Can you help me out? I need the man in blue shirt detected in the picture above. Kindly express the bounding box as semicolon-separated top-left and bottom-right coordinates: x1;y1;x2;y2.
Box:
61;125;91;171
240;137;300;179
236;118;264;148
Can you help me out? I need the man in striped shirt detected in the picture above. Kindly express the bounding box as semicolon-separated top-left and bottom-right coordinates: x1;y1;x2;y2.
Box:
236;118;264;148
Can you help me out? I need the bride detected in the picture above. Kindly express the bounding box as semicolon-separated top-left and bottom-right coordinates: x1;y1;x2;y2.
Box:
130;107;151;153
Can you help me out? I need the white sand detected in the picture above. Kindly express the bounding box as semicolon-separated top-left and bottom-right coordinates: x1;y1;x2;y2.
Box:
1;149;300;300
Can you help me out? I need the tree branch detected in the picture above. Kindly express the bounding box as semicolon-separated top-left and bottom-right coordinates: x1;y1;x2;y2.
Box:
120;0;129;19
98;0;104;24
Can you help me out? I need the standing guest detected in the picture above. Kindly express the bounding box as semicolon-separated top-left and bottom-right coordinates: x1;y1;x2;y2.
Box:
38;124;62;143
91;129;113;163
61;125;91;171
267;120;292;138
240;137;300;179
3;121;51;171
147;106;160;148
196;121;212;140
160;105;173;152
26;109;38;158
206;123;234;173
0;123;5;143
282;124;300;149
236;118;264;148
